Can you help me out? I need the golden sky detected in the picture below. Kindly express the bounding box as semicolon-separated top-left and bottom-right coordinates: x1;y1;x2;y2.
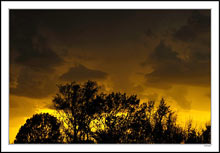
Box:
9;10;211;143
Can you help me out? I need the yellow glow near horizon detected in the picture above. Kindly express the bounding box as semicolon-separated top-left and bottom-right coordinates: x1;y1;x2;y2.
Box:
10;107;210;144
9;10;211;144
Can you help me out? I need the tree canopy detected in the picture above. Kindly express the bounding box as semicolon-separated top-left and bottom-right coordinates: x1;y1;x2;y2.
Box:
14;113;63;143
14;80;211;144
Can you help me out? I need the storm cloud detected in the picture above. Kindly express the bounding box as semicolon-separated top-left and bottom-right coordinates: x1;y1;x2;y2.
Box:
10;11;64;72
142;40;210;88
10;11;65;98
173;11;210;42
60;64;108;82
10;67;57;98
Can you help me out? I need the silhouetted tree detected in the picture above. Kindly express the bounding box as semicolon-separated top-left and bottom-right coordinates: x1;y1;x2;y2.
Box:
14;113;63;143
184;120;202;144
16;80;209;144
91;92;140;143
201;123;211;143
124;103;151;143
52;80;100;143
152;98;170;143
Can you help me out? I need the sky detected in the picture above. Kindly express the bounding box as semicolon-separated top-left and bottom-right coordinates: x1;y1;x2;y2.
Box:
9;10;211;143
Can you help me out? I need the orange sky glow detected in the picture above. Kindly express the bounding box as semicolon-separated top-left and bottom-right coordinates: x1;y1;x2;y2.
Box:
9;10;211;143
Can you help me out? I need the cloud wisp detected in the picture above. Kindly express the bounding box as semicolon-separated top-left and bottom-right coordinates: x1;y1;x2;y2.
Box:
59;64;108;82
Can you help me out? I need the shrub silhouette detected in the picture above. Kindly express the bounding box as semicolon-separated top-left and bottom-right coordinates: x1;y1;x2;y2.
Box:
14;80;211;144
14;113;63;143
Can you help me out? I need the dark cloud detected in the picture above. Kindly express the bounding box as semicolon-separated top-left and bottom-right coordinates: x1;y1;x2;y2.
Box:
35;10;142;49
59;64;108;82
10;11;64;72
143;40;181;65
10;67;57;98
9;10;210;110
173;11;210;42
142;40;210;88
15;36;64;72
9;11;65;98
27;10;191;53
144;29;157;38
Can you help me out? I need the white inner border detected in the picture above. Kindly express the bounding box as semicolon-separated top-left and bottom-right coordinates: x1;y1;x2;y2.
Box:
1;1;219;152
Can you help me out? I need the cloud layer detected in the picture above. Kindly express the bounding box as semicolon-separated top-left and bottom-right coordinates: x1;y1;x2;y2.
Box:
60;64;108;82
10;67;57;98
142;40;210;89
9;10;211;111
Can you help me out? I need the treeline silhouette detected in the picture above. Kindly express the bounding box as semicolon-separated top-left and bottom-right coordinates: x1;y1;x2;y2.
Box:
14;81;211;144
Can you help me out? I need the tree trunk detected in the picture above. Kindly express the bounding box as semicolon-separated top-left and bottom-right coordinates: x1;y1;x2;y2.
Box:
74;118;77;142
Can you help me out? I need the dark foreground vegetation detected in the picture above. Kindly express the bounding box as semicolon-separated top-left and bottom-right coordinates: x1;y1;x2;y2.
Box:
14;81;211;144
